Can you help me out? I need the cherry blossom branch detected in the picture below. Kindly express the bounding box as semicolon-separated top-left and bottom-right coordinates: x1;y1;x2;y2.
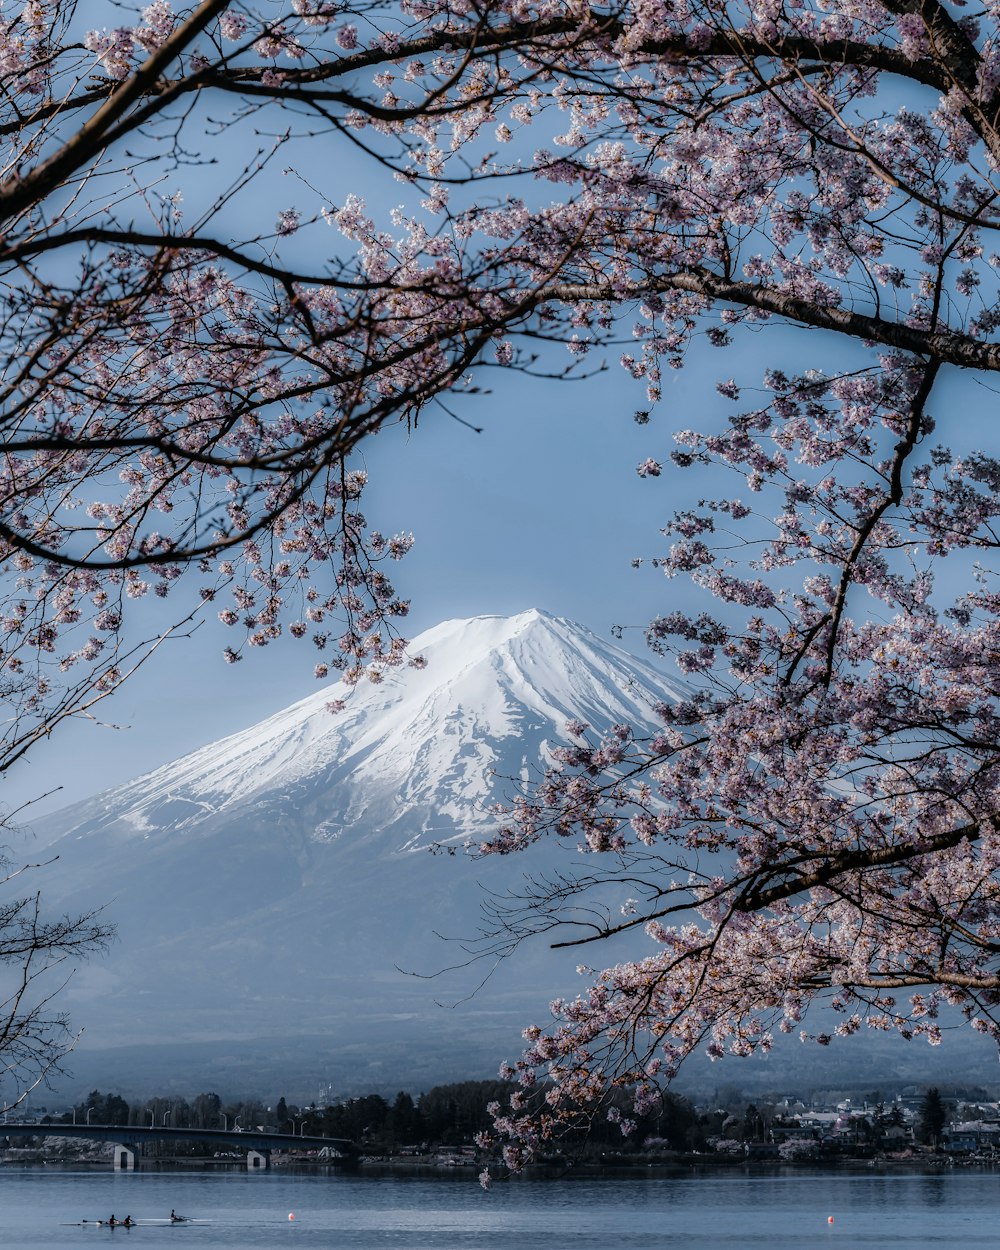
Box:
544;272;1000;372
0;0;231;222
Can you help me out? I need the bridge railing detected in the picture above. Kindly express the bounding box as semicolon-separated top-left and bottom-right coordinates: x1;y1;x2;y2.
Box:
0;1122;357;1154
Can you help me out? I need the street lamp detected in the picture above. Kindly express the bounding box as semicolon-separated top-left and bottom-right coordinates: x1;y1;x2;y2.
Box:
162;1110;171;1127
220;1113;228;1132
146;1108;154;1127
86;1106;95;1126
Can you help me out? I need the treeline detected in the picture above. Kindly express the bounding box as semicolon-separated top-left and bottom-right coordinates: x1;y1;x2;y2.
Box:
301;1080;515;1148
49;1091;240;1132
43;1081;709;1153
283;1083;704;1152
44;1082;532;1147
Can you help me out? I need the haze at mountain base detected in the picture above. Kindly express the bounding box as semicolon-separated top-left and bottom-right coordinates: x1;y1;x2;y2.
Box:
21;611;684;1097
19;609;1000;1105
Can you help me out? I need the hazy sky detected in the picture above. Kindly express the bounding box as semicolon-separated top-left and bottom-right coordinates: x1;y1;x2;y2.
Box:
4;339;707;823
2;29;977;827
9;297;979;827
3;48;725;823
0;16;887;826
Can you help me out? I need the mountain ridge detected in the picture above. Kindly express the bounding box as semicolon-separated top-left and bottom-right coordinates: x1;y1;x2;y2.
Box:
17;608;1000;1104
20;610;686;1094
32;609;684;855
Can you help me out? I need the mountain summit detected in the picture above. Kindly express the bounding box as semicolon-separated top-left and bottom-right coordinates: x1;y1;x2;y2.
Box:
25;610;685;1096
34;609;683;855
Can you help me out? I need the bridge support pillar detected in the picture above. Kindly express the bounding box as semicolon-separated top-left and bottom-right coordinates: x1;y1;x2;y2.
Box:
246;1150;270;1171
113;1146;136;1171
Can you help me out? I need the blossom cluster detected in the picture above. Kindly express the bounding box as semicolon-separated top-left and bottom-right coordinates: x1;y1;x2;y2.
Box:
479;351;1000;1162
7;0;1000;1162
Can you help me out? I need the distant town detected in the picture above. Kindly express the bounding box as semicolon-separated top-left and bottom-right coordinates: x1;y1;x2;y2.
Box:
4;1080;1000;1170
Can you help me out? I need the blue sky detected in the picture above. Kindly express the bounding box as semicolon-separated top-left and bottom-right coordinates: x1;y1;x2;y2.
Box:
5;342;704;822
4;16;981;826
8;302;979;825
3;26;712;822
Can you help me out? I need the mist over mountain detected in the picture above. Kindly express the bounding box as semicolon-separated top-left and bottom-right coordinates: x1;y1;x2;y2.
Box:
22;610;687;1100
18;608;1000;1105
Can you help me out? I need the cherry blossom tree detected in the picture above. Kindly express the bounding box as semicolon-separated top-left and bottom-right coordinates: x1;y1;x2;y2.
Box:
3;0;988;768
7;0;1000;1146
0;846;111;1109
386;0;1000;1174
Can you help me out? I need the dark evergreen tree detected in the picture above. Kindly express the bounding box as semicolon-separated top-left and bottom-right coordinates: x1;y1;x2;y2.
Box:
417;1080;514;1145
742;1104;764;1143
191;1093;221;1130
919;1089;947;1146
389;1092;420;1145
75;1091;130;1126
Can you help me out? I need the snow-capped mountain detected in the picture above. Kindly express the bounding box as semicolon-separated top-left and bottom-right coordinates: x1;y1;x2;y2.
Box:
33;609;683;857
22;610;686;1097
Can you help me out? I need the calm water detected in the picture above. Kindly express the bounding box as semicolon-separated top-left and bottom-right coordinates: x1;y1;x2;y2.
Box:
0;1167;998;1248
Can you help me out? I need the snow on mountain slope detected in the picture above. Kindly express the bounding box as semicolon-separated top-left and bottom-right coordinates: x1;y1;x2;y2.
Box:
21;610;687;1090
34;609;684;851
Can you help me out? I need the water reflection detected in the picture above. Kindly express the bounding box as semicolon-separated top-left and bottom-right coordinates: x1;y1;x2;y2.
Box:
918;1174;950;1207
0;1167;998;1249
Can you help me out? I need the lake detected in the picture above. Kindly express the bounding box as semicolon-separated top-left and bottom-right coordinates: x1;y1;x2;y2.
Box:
1;1166;997;1247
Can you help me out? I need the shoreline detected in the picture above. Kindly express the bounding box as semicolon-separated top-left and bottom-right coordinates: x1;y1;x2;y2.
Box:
0;1153;985;1180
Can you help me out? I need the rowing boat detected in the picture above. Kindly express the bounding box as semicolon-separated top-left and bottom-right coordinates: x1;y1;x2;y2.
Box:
60;1218;211;1227
135;1219;211;1225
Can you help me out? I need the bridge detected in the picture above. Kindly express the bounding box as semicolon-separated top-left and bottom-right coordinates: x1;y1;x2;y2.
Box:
0;1122;358;1170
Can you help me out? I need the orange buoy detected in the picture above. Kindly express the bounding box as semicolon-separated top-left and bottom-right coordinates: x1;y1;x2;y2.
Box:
827;1216;834;1225
288;1213;295;1221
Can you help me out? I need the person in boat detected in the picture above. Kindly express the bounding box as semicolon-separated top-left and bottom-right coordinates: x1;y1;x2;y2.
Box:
170;1209;183;1222
123;1216;133;1227
108;1214;117;1226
